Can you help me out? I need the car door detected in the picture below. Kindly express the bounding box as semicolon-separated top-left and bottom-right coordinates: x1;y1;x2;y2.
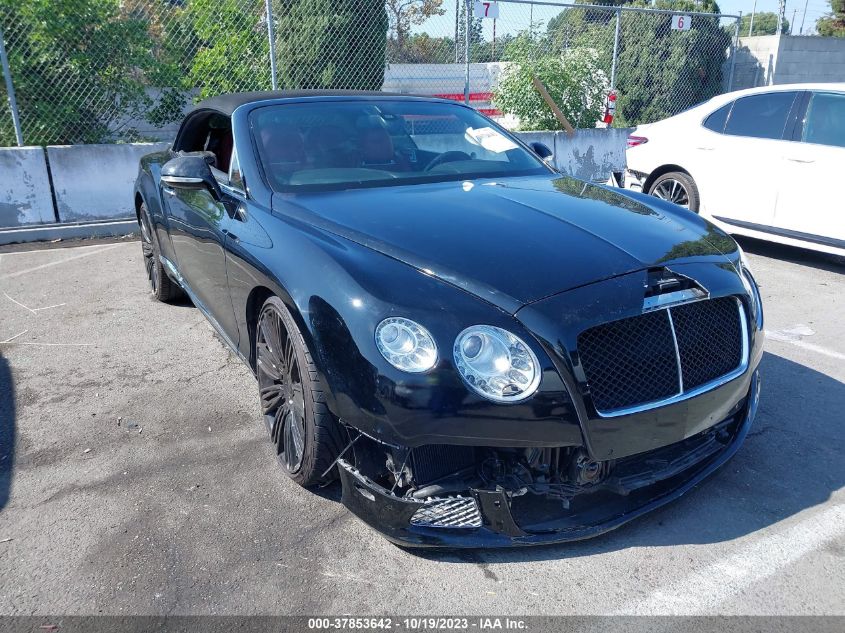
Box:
163;138;241;346
696;91;801;227
772;90;845;248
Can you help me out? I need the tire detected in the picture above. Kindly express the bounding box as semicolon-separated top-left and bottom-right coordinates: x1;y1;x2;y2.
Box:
255;296;344;487
139;203;183;302
648;171;700;212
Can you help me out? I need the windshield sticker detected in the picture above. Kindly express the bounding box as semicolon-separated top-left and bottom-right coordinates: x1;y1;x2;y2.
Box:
465;127;518;153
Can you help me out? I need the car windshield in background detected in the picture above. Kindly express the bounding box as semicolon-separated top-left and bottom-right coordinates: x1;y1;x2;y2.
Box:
251;100;549;191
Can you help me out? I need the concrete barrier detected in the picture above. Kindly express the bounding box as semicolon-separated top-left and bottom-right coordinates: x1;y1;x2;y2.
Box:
47;143;169;222
517;128;631;182
0;147;56;227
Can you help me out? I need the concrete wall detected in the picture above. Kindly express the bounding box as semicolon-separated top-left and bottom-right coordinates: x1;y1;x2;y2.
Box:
47;143;169;222
728;35;845;91
0;147;56;226
517;128;631;182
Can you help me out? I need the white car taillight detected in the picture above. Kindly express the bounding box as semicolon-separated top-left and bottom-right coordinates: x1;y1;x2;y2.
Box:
627;135;648;148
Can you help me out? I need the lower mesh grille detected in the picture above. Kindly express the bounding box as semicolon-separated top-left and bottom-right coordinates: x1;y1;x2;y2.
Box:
578;297;745;413
410;497;482;529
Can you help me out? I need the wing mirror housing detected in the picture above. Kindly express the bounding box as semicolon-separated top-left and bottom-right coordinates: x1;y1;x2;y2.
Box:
529;141;554;167
161;153;222;200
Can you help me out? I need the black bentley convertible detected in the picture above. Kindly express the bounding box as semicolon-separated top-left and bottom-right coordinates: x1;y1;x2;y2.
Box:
134;91;763;547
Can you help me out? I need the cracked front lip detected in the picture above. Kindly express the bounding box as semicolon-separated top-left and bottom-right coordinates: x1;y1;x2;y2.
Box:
336;370;761;548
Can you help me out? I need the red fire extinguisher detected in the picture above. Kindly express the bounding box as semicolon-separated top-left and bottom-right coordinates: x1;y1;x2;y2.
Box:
603;90;617;125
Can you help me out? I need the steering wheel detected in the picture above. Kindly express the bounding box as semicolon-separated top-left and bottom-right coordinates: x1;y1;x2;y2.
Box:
423;151;472;172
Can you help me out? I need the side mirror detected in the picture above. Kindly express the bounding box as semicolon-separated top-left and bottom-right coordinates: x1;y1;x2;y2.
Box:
161;154;222;200
530;141;554;165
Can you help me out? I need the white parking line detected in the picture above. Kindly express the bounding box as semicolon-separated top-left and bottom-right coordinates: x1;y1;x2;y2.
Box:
621;503;845;615
765;330;845;362
0;243;127;281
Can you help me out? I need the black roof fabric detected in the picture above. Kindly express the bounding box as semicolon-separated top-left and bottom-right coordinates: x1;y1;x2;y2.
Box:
192;90;440;116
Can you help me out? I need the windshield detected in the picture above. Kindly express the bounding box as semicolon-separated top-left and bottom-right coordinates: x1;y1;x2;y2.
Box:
250;100;549;192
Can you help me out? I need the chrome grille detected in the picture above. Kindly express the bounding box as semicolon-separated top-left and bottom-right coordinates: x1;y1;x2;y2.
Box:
410;497;482;529
672;298;743;390
578;297;747;415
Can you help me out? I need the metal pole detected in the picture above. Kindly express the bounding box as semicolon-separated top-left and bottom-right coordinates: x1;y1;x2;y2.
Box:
464;0;471;105
609;9;621;93
748;0;757;36
455;0;460;63
800;0;809;34
776;0;785;40
791;9;797;34
265;0;278;90
0;26;23;146
727;12;741;93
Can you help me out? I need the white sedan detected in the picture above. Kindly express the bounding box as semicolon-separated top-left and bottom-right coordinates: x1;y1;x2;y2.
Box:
624;83;845;257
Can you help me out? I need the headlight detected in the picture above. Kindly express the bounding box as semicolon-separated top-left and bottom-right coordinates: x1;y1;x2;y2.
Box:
453;325;541;403
375;317;438;373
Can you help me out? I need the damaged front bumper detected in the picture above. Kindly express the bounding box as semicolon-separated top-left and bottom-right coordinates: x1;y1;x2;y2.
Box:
337;370;760;548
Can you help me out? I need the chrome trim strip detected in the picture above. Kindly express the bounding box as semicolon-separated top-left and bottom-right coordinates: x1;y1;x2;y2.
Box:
595;298;749;418
666;309;684;395
642;288;708;312
161;175;204;185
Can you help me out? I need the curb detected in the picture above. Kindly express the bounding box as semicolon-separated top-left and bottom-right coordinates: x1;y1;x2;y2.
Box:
0;218;137;246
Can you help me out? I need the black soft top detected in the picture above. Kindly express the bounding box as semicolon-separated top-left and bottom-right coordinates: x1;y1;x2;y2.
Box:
192;90;443;115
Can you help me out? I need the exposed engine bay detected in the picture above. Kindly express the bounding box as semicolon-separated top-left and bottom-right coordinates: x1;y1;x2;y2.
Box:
338;413;739;525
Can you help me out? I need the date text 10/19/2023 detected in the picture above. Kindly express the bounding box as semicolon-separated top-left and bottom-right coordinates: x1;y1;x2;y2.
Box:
307;618;528;630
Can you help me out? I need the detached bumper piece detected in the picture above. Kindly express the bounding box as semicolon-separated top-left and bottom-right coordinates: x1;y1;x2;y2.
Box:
338;371;760;548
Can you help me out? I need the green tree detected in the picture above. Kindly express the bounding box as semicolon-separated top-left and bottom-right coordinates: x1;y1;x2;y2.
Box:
0;0;180;145
615;0;730;125
740;12;790;35
817;0;845;36
386;0;445;54
275;0;388;90
187;0;271;100
493;32;609;130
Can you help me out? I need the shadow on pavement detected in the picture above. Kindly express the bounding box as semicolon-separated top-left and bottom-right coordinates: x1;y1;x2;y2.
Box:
409;352;845;562
735;236;845;274
0;354;14;511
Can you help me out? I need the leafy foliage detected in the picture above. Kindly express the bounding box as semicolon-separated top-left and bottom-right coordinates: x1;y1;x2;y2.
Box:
276;0;388;91
386;0;445;60
739;12;790;36
0;0;182;145
187;0;271;100
817;0;845;36
492;33;609;130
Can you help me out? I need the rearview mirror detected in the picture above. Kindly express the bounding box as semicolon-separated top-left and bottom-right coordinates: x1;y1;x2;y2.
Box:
529;141;554;165
161;154;222;200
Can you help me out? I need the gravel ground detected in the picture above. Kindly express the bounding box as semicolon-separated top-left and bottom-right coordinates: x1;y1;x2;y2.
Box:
0;236;842;616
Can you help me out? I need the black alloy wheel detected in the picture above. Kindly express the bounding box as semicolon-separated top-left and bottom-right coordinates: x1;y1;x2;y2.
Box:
255;296;343;486
139;203;182;302
140;209;159;293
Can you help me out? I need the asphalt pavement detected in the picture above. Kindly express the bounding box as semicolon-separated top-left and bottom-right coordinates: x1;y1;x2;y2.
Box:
0;236;842;615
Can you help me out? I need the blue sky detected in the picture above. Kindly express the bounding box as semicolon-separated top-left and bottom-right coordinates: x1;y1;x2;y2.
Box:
414;0;834;38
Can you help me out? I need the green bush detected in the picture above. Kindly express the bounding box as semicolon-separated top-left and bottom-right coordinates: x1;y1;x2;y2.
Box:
492;33;608;130
275;0;388;91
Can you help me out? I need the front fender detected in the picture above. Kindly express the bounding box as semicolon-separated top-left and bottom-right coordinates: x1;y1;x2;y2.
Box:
225;205;582;449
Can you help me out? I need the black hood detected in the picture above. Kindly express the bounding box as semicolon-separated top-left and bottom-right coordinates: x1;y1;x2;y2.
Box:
273;175;738;314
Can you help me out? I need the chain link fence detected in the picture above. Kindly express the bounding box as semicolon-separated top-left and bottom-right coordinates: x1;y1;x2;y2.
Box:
0;0;740;147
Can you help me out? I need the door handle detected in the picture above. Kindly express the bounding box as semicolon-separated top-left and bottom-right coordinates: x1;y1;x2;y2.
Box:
162;186;177;196
223;228;240;243
786;157;814;164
